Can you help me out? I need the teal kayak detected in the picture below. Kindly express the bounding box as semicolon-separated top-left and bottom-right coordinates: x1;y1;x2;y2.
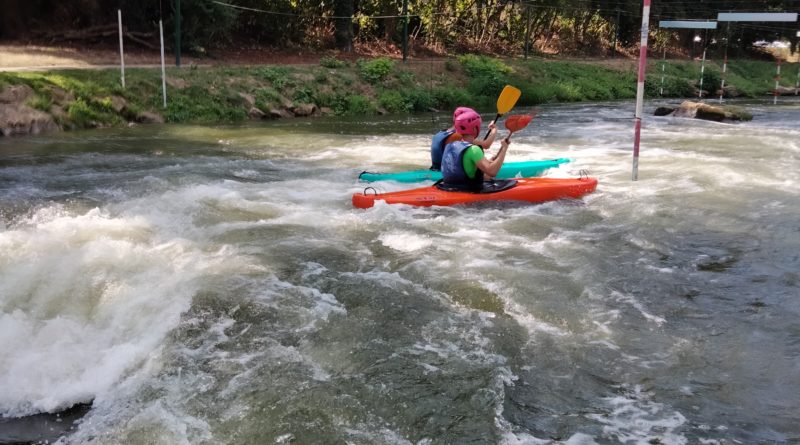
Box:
358;158;571;183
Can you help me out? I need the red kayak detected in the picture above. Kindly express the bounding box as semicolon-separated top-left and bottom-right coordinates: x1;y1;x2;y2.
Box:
352;177;598;209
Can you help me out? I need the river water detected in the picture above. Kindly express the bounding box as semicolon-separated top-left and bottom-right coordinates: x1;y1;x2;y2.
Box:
1;100;798;444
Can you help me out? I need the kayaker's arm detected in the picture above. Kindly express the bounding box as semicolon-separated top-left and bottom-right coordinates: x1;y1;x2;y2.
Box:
475;121;497;150
476;138;510;178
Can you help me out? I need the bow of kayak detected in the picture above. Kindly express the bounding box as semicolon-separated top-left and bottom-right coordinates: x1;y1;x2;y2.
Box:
358;158;571;183
352;177;598;209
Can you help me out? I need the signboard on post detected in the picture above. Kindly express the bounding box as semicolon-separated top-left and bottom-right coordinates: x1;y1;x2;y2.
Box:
659;21;717;29
717;13;797;22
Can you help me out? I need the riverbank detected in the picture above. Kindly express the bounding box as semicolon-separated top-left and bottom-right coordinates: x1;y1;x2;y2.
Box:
1;47;797;136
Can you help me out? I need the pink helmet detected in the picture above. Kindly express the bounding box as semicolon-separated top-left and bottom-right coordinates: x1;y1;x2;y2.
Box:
453;106;471;121
454;108;481;138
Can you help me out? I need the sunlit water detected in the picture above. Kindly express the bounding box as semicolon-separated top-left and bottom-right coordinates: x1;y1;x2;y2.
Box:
1;99;798;444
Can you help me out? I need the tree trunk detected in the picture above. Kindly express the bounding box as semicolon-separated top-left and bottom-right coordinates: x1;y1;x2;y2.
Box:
333;0;354;52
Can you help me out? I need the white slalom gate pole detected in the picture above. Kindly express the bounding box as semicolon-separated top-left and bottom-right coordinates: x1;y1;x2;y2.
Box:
159;19;167;108
118;9;125;89
774;58;781;105
720;51;727;102
698;48;706;99
796;62;799;95
632;0;651;181
660;49;665;96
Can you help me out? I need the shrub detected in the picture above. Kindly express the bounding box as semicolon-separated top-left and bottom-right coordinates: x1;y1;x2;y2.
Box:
458;54;513;78
343;94;374;115
431;87;472;109
27;94;53;112
319;92;374;116
314;72;328;83
255;88;282;110
293;86;316;104
379;90;410;113
395;71;415;86
258;67;291;89
405;87;435;112
67;99;119;128
699;68;722;96
320;56;347;68
358;57;394;84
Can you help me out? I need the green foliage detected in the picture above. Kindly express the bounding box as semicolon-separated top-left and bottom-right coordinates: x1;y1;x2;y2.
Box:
317;92;375;116
320;57;347;69
27;94;53;112
255;88;282;110
358;57;395;84
459;55;513;97
66;99;119;128
4;0;798;57
176;0;238;50
458;55;513;78
314;72;328;83
1;56;788;133
395;71;415;86
344;95;374;115
378;90;411;113
258;67;292;89
700;68;722;96
292;86;316;104
164;85;247;123
430;87;473;109
378;87;435;113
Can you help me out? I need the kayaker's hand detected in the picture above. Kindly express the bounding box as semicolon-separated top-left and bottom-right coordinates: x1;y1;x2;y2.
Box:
488;121;497;132
500;139;510;151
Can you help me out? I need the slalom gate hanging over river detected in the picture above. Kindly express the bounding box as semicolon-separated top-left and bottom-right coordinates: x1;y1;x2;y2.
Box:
0;99;798;444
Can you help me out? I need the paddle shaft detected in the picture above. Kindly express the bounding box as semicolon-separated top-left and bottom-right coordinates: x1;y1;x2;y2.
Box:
482;113;500;140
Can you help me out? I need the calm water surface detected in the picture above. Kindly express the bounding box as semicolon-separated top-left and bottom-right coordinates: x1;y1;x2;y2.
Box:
1;100;798;444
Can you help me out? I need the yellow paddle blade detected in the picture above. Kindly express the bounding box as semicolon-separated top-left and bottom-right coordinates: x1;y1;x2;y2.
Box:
496;85;522;115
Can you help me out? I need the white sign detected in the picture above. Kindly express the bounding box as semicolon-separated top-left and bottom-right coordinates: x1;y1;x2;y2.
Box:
717;12;798;22
660;20;717;29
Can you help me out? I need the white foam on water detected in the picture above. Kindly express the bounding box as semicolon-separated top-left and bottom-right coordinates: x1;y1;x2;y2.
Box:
378;231;433;252
584;385;687;445
0;206;252;417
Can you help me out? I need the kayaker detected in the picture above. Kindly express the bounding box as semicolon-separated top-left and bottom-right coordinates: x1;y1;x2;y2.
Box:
430;107;498;170
440;108;510;191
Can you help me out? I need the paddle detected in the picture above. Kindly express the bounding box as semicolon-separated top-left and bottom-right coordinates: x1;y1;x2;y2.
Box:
503;113;535;142
482;85;522;140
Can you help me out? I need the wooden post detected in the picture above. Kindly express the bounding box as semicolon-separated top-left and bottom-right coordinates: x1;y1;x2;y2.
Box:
632;0;651;181
118;9;125;89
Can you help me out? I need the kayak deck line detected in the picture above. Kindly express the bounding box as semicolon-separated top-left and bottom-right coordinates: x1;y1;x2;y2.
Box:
358;158;571;183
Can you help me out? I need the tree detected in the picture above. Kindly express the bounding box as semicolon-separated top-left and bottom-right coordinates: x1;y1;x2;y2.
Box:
333;0;354;52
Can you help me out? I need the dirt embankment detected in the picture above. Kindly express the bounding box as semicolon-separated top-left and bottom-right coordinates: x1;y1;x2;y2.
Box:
0;84;59;136
0;43;324;71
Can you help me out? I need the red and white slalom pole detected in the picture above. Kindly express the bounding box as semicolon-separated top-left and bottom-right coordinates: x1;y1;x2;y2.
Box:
632;0;651;181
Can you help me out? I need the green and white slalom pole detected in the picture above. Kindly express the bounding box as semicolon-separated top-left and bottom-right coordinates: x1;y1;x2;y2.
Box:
632;0;651;181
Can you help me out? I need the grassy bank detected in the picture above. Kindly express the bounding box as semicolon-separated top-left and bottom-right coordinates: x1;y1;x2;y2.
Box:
0;55;795;131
